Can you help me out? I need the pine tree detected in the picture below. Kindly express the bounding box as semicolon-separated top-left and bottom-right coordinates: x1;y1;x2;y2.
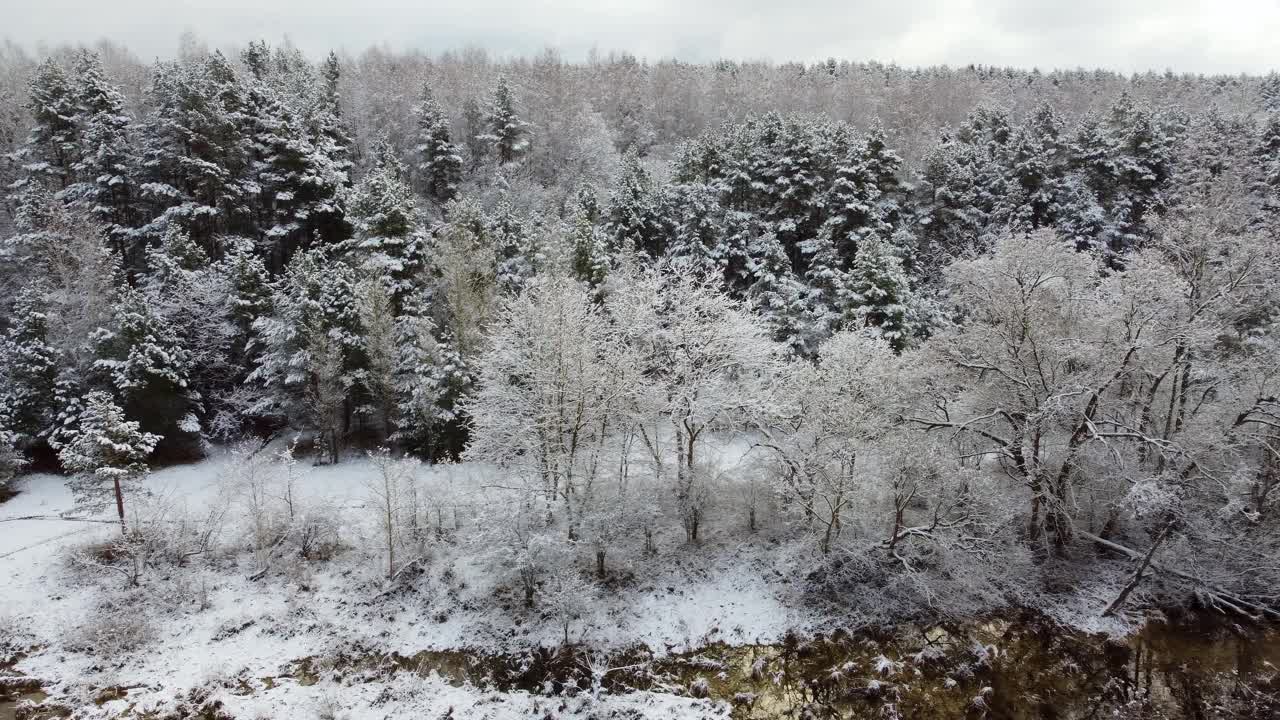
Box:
1105;94;1174;254
241;69;344;266
663;183;730;280
16;58;79;192
0;414;24;490
567;207;611;290
860;121;906;228
392;296;473;460
135;56;251;254
744;228;809;354
313;50;356;180
142;226;240;443
345;148;426;310
607;151;667;258
66;51;139;261
913;134;986;265
481;76;528;164
1254;114;1280;221
819;139;883;264
996;124;1057;232
460;97;487;170
1262;73;1280;113
92;283;201;459
490;204;541;293
844;232;924;352
413;83;463;204
247;248;363;452
55;390;159;532
0;284;61;447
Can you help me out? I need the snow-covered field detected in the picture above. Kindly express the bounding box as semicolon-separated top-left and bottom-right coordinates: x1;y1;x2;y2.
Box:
0;444;806;719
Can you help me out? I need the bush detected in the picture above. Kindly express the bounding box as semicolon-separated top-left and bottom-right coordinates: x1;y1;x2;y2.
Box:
68;592;156;657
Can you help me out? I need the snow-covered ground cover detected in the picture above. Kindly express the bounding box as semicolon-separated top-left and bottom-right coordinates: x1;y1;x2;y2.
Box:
0;440;804;719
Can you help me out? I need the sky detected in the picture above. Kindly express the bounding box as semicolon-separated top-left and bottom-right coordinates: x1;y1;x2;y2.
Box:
4;0;1279;74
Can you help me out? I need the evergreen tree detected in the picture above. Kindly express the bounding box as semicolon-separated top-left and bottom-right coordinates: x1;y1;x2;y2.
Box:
142;226;241;439
460;97;487;170
16;58;79;192
214;237;272;369
606;151;667;258
1105;94;1174;254
818;138;884;263
0;284;61;448
392;295;473;460
481;76;528;164
92;283;202;459
844;233;924;351
663;182;730;280
1254;113;1280;221
241;68;344;266
860;121;906;228
913;134;986;266
568;210;611;290
744;228;809;355
413;83;463;204
66;51;139;259
0;415;24;490
135;56;251;254
1261;73;1280;114
345;148;426;310
490;204;541;293
54;390;159;532
247;248;364;453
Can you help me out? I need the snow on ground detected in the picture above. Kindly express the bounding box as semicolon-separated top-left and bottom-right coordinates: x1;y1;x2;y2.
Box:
0;439;803;718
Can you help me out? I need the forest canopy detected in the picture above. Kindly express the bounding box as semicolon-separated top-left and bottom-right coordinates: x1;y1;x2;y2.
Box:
2;39;1280;630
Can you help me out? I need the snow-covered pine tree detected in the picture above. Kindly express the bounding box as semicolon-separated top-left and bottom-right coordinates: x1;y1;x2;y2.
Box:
135;55;251;255
663;182;730;281
860;121;907;230
141;226;239;440
92;282;202;459
818;140;881;264
567;206;611;291
215;237;271;367
845;232;925;351
995;104;1065;233
0;413;24;491
412;83;463;205
241;57;344;268
481;76;528;164
247;247;363;458
490;204;542;293
460;97;487;171
313;51;355;184
15;58;79;193
606;150;667;258
743;228;809;355
0;284;61;449
1105;94;1174;255
344;144;426;311
1254;113;1280;223
391;296;473;460
55;390;159;532
913;133;986;267
66;50;140;262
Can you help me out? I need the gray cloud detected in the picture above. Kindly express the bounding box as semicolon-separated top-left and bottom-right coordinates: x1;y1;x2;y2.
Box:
5;0;1278;73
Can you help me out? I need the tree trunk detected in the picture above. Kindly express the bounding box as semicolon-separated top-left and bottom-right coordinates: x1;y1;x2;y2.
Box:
113;475;126;535
596;549;606;579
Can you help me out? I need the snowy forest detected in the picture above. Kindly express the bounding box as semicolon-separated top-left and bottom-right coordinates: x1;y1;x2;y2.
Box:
3;37;1280;719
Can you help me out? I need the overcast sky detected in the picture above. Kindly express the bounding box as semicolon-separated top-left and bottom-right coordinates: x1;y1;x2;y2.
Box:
5;0;1279;74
